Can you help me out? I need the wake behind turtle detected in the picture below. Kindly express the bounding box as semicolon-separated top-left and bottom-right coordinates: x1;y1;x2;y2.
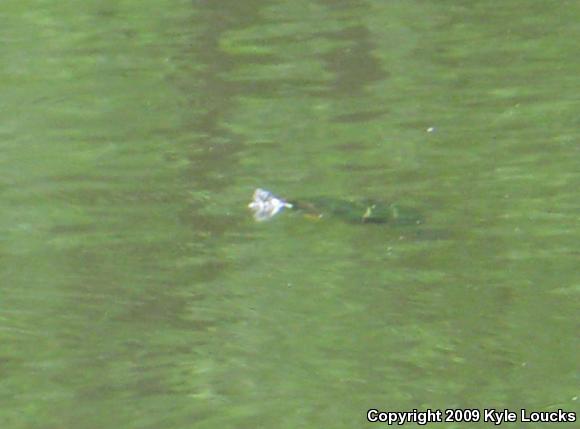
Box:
248;188;423;226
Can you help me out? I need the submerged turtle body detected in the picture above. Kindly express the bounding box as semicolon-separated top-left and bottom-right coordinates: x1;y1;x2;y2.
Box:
249;189;422;225
289;197;422;225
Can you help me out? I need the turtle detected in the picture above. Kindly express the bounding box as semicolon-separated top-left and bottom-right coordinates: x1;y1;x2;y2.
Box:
248;188;423;225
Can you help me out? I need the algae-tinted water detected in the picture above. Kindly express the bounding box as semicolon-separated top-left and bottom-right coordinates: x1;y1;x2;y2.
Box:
1;1;578;429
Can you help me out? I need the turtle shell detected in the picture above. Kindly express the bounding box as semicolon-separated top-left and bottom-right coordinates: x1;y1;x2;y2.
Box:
289;197;423;225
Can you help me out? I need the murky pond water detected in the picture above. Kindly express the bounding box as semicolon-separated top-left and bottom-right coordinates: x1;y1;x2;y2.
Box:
1;1;578;428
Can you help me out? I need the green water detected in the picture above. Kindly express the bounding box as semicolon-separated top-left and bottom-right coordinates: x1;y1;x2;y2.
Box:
1;1;578;428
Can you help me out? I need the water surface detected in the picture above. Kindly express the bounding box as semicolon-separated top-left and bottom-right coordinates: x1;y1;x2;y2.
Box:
1;1;578;428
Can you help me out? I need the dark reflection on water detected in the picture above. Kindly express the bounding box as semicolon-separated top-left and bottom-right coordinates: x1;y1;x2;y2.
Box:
1;0;579;428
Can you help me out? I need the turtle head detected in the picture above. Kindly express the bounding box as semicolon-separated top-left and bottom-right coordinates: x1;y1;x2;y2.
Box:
248;188;293;221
